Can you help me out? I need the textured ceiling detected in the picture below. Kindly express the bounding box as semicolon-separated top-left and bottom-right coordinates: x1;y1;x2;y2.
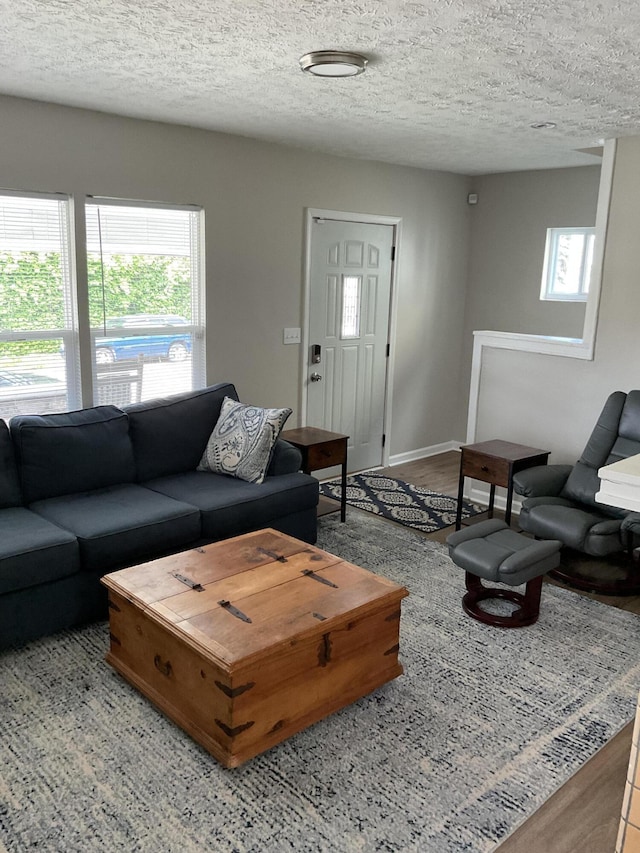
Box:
1;0;640;175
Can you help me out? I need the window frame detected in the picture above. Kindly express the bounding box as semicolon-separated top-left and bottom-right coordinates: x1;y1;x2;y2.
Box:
0;189;82;415
84;197;207;403
540;226;596;303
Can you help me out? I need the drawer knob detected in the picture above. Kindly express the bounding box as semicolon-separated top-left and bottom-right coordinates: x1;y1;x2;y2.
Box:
481;465;489;472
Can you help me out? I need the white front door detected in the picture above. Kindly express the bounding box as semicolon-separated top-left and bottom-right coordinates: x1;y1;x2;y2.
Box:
307;218;394;472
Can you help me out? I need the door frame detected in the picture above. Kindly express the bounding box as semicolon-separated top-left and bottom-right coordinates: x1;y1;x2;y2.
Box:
301;208;402;468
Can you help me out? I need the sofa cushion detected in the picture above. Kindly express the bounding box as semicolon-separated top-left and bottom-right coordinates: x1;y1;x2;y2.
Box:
10;406;135;504
144;470;319;541
197;396;292;484
267;439;303;477
125;382;238;482
30;484;201;572
0;420;21;508
0;507;79;595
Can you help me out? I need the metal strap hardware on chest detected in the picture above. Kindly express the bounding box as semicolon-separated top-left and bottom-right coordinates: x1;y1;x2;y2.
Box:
172;572;204;592
302;569;338;588
257;547;288;563
218;600;252;623
214;680;256;698
215;719;255;738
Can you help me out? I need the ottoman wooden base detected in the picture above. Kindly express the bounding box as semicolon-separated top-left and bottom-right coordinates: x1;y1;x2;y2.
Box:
463;572;544;628
102;528;408;768
446;519;561;629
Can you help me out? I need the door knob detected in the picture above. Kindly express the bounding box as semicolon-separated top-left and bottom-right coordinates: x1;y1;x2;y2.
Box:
310;372;323;382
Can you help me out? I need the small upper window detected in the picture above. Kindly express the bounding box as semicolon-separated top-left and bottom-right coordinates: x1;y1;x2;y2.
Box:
540;227;595;302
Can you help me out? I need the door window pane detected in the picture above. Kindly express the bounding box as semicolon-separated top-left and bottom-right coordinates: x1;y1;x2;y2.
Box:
341;275;361;339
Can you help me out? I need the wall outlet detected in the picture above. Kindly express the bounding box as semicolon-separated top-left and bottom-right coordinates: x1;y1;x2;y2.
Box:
283;327;301;344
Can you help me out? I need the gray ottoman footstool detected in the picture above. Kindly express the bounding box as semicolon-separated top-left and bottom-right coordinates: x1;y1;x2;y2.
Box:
446;519;562;627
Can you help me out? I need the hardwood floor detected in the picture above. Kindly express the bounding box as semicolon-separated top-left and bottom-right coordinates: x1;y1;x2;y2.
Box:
344;451;639;852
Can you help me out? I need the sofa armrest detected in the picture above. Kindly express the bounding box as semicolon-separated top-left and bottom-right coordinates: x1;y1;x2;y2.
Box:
267;440;303;477
512;464;573;498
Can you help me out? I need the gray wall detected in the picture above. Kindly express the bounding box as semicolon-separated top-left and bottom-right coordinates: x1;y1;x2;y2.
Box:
456;165;602;443
0;94;471;460
2;92;621;467
465;166;600;339
471;137;640;464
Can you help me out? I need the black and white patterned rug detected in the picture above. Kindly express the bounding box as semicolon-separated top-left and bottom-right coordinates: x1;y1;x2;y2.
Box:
1;512;639;853
320;470;483;531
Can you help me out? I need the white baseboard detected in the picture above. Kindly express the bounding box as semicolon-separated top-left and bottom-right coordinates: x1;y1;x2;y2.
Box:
388;440;463;467
466;483;523;517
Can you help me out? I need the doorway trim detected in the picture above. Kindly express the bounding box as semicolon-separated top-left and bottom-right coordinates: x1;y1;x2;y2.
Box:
302;208;402;468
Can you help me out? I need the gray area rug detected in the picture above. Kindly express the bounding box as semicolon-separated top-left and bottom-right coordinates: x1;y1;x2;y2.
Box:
320;471;483;533
2;511;640;852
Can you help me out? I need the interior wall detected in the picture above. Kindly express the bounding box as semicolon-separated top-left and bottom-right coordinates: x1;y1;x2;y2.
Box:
465;166;600;340
470;137;640;464
0;94;471;460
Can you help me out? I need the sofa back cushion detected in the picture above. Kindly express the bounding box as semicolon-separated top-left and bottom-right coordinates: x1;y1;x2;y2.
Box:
10;406;135;504
0;419;22;508
125;382;238;482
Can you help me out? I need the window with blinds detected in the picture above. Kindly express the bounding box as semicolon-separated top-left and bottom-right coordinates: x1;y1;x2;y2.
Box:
0;192;79;421
540;226;595;302
85;200;206;406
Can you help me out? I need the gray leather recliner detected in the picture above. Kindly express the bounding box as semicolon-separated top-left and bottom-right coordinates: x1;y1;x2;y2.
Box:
513;390;640;592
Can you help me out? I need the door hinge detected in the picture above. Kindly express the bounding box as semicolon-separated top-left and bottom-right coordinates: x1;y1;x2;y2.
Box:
382;433;386;448
391;246;396;261
386;343;390;357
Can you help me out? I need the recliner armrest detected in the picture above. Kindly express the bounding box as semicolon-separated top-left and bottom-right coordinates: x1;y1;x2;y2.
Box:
621;512;640;537
266;440;303;477
512;464;573;498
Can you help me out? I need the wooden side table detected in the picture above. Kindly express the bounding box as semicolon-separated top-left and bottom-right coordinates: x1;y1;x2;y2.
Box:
281;427;349;522
455;439;550;530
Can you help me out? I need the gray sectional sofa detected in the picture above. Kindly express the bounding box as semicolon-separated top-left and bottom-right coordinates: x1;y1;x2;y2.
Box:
0;381;319;650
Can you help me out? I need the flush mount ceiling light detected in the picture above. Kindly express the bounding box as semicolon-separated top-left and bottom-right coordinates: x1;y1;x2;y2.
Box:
299;50;368;78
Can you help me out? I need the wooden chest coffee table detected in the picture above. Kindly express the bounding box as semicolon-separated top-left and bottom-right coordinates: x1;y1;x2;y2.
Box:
102;528;408;768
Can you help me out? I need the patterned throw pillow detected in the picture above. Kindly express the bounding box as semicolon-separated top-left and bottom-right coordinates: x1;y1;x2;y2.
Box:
197;396;292;484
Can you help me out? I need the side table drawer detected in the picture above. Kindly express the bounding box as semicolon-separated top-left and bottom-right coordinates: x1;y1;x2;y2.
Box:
306;439;347;470
462;451;510;486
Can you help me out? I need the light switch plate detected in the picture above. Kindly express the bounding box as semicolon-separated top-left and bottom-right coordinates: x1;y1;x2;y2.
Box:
283;327;301;344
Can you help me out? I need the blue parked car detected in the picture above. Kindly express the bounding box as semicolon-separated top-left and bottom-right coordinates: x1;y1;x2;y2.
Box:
94;314;192;364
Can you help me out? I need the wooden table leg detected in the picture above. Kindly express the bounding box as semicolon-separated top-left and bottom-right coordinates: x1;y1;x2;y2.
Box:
455;467;465;530
505;480;514;526
340;459;347;522
488;484;496;518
